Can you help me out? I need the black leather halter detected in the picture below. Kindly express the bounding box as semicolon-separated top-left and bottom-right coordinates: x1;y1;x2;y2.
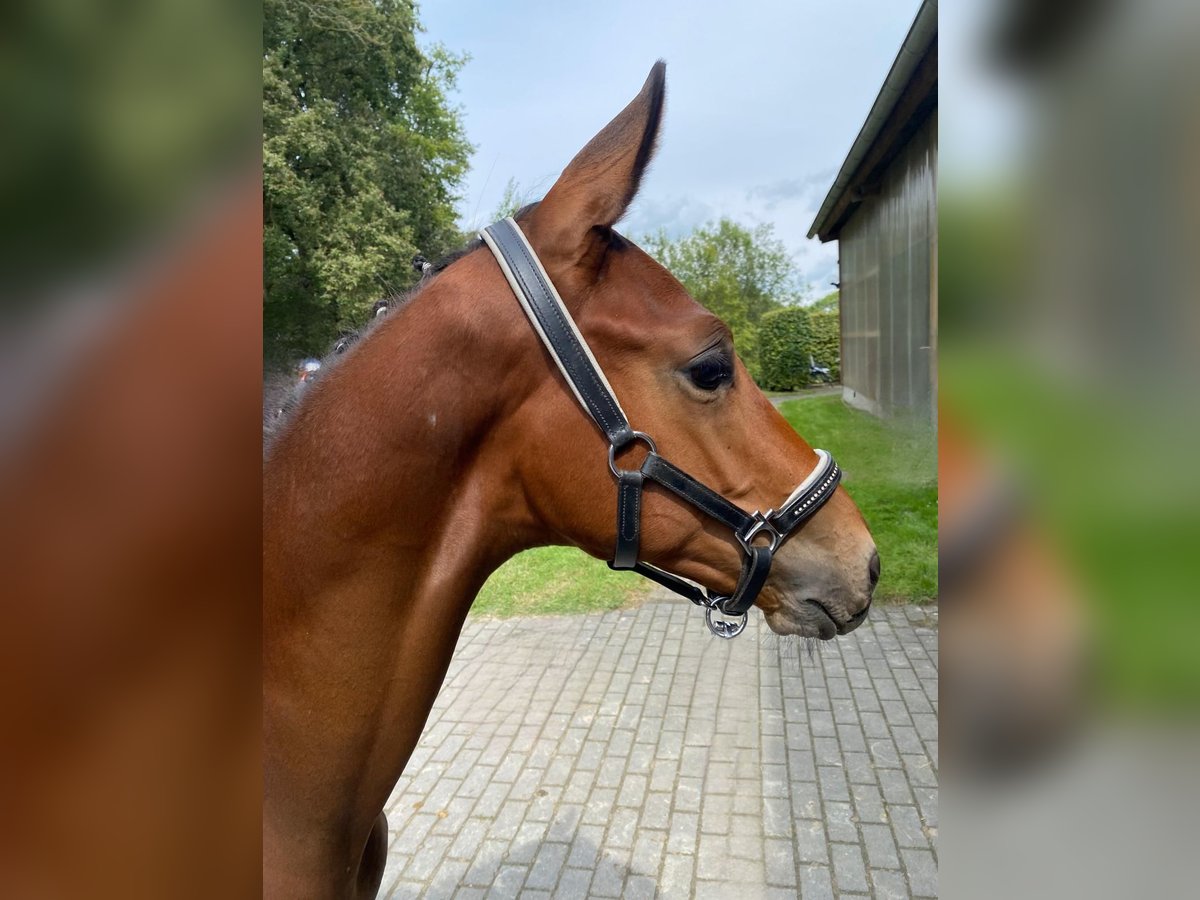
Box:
481;218;842;638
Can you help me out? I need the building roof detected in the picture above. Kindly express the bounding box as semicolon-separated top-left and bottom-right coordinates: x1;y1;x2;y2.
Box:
807;0;938;242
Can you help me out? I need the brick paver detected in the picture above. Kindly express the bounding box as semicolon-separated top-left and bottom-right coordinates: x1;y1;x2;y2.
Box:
380;596;938;898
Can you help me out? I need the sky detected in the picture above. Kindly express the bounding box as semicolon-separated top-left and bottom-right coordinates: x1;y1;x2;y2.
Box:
419;0;923;299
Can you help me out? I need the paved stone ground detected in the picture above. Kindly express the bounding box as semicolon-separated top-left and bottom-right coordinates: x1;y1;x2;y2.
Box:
380;596;938;899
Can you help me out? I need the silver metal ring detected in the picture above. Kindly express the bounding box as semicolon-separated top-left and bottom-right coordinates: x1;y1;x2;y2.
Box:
737;513;783;555
705;607;748;639
608;431;658;478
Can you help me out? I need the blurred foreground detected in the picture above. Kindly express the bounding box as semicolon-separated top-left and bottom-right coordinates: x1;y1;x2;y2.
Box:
0;2;260;897
941;0;1200;896
3;0;1200;896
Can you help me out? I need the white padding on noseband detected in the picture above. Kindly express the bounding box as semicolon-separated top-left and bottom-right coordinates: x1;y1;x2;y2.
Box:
778;449;832;509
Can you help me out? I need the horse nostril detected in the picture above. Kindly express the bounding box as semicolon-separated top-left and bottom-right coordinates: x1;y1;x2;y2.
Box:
868;551;881;591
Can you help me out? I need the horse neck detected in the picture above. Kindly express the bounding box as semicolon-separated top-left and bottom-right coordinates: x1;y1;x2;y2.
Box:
264;252;555;871
270;263;540;697
265;251;537;614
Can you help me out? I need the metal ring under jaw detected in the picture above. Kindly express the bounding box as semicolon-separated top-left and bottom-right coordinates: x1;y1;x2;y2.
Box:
705;606;748;639
608;431;658;478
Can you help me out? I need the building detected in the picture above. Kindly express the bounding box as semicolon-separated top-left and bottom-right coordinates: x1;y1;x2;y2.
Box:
808;0;937;423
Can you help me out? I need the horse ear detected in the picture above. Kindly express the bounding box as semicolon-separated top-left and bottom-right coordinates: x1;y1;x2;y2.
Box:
532;61;666;260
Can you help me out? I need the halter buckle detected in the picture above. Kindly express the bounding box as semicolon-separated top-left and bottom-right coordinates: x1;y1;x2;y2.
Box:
737;512;783;555
608;431;658;478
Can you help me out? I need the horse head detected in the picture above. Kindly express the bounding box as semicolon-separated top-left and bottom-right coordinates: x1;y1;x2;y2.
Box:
478;63;878;639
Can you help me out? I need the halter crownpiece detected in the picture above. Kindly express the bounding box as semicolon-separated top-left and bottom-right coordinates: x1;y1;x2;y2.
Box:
480;217;842;639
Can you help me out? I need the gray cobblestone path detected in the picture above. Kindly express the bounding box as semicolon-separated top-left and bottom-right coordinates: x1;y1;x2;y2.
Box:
380;597;938;899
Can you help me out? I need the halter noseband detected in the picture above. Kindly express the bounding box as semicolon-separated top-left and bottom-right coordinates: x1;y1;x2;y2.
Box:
480;218;841;639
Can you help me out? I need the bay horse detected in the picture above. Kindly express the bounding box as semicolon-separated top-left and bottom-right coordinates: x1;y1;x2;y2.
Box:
264;62;878;899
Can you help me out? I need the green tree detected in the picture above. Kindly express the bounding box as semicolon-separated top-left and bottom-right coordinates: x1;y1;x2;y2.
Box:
489;177;534;222
811;289;839;314
263;0;472;363
1;1;253;293
641;219;800;377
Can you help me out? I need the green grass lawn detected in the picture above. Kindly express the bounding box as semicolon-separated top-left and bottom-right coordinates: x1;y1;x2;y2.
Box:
472;546;649;617
473;394;937;618
777;396;937;603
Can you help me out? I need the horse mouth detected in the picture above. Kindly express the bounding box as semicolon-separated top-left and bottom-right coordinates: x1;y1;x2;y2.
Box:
763;592;871;640
801;599;839;640
797;598;870;640
836;602;870;635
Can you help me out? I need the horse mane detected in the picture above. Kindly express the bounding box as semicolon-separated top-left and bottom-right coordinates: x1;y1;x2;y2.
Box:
264;203;541;443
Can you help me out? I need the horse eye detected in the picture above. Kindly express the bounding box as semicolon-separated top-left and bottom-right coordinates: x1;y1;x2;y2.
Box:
687;356;732;391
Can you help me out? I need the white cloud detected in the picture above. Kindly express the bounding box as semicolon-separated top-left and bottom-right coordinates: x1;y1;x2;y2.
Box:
621;194;716;241
745;167;838;212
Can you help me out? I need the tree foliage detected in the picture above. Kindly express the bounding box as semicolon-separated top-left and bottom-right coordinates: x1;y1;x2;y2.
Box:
641;219;800;378
812;289;839;313
2;0;253;292
489;177;534;222
263;0;471;363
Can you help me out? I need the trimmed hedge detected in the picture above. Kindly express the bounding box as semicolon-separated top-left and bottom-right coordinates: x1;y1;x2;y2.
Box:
758;306;812;390
757;306;841;390
809;310;841;382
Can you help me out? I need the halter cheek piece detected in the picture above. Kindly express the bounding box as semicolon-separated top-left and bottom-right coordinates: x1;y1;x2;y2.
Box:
481;218;841;639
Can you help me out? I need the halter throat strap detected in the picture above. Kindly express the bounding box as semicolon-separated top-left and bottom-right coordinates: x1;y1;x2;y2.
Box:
480;217;841;638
